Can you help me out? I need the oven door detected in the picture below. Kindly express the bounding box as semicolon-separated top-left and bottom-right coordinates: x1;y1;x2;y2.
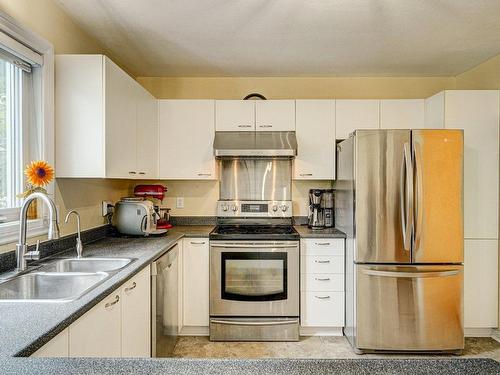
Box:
210;241;299;317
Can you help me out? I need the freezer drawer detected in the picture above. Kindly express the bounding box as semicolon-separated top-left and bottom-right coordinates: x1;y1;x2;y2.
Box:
356;264;463;352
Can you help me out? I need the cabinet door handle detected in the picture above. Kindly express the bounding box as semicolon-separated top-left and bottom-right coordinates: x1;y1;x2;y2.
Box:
300;173;313;176
105;295;120;308
259;125;272;128
190;241;206;245
315;260;331;264
315;242;331;246
315;277;331;281
138;172;146;175
238;125;252;128
198;173;211;176
315;295;331;300
128;171;137;175
124;282;137;293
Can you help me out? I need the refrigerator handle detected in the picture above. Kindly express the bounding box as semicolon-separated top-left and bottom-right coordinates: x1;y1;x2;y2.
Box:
362;269;460;278
400;142;413;251
413;142;424;251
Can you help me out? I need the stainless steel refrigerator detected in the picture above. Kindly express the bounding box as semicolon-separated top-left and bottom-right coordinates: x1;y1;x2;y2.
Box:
334;129;464;353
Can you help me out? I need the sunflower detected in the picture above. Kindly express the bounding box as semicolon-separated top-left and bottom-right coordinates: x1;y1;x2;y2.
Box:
25;160;54;187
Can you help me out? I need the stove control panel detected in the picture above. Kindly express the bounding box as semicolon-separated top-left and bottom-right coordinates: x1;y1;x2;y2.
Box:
217;200;293;218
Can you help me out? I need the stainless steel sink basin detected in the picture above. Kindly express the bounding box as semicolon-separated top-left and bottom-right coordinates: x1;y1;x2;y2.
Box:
0;272;108;302
43;258;134;273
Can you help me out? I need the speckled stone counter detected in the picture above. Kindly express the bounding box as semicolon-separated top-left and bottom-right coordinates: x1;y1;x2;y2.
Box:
294;225;346;238
0;358;499;375
0;225;213;358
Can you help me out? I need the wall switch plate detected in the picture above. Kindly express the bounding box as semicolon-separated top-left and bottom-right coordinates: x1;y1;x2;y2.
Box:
176;197;185;209
102;201;113;216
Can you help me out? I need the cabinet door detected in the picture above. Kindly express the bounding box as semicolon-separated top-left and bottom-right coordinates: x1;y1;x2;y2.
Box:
215;100;255;131
69;292;122;357
105;57;137;178
335;100;379;139
380;99;425;129
121;266;151;357
300;291;344;327
182;238;209;327
159;100;216;179
464;239;498;328
294;100;335;180
136;85;158;179
255;100;295;131
444;90;499;239
32;329;69;357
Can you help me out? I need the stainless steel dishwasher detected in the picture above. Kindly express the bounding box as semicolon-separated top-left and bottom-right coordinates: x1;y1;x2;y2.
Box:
151;244;179;357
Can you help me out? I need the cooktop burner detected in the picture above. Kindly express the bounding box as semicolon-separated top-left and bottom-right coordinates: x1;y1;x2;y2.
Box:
209;225;299;241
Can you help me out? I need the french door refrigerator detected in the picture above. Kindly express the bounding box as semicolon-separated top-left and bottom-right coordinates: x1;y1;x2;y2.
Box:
335;129;464;353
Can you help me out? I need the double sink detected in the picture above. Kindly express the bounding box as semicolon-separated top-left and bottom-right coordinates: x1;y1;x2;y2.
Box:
0;257;135;302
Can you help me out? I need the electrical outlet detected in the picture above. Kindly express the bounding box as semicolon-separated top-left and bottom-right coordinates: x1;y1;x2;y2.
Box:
102;201;113;216
176;197;184;209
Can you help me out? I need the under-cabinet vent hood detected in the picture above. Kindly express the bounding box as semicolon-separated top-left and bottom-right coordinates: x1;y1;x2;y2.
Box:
213;131;298;157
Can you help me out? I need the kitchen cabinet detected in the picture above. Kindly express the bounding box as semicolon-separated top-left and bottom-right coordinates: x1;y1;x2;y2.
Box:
181;238;209;332
215;100;255;131
335;99;380;139
121;266;151;357
159;100;216;179
69;290;122;357
464;239;498;328
294;100;335;180
55;54;158;179
300;239;345;329
255;100;295;131
380;99;425;129
32;329;69;357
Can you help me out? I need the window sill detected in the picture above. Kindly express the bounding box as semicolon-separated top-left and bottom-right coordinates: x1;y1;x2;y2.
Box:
0;219;47;246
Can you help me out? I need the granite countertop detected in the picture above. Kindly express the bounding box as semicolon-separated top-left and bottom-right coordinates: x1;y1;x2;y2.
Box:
0;225;213;358
294;225;346;238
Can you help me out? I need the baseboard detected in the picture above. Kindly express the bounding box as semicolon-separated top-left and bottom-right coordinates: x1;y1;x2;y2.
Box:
179;326;209;336
300;327;343;336
464;327;495;337
491;329;500;343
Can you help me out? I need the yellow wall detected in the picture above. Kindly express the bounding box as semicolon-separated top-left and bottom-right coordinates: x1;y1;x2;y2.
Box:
0;1;132;254
456;54;500;90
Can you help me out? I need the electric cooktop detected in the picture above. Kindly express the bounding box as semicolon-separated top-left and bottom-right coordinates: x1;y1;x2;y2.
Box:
209;225;299;241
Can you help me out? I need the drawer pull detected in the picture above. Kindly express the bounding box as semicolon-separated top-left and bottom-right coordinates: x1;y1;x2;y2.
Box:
105;295;120;308
124;282;136;292
138;172;146;175
315;277;331;281
314;295;331;300
128;171;136;175
238;125;252;128
315;242;331;246
190;241;206;245
300;173;313;176
315;260;331;264
198;173;212;176
259;125;273;128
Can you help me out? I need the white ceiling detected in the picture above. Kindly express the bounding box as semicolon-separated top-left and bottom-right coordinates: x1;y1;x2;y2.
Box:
55;0;500;77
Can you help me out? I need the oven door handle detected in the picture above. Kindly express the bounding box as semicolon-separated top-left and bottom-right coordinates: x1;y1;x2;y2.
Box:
210;319;298;326
210;243;298;249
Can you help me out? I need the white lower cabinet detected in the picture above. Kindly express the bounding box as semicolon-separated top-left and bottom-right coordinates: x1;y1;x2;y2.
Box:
180;238;209;334
300;238;345;331
32;329;69;357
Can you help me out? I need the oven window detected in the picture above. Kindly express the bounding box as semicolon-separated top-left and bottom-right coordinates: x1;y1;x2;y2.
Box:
221;252;287;301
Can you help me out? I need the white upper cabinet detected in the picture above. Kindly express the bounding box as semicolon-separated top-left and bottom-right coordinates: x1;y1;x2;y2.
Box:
215;100;255;131
380;99;425;129
443;90;499;239
159;100;216;179
55;55;158;179
335;100;380;139
255;100;296;131
294;100;335;180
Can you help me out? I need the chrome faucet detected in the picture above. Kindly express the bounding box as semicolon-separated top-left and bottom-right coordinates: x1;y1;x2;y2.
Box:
65;210;83;258
16;192;60;271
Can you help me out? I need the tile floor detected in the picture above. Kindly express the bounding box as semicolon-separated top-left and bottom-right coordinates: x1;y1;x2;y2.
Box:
172;336;500;361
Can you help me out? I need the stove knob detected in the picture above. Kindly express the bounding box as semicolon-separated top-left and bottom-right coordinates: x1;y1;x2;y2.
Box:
281;205;288;212
272;205;278;212
231;205;238;212
222;205;229;212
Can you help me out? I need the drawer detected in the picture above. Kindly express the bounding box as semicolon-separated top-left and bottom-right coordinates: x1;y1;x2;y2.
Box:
300;255;344;274
301;239;344;256
300;274;344;292
300;291;344;327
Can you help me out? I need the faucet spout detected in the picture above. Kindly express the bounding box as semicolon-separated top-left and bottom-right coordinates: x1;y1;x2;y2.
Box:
16;192;60;271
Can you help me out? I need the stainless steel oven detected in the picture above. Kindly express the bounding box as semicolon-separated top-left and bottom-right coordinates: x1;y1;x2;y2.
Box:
209;240;299;341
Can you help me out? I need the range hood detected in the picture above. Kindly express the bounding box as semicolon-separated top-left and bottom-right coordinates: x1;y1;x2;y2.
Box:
213;131;298;157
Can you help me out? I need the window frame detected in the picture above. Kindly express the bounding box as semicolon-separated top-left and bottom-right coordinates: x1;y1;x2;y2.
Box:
0;11;54;245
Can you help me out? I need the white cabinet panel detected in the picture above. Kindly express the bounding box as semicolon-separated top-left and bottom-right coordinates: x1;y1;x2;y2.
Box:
300;291;344;327
464;239;498;328
294;100;335;180
444;90;500;239
300;274;344;292
182;238;209;327
300;256;344;274
32;329;69;357
380;99;425;129
424;91;445;129
136;86;158;178
255;100;295;131
159;100;216;179
300;238;344;255
335;100;379;139
121;266;151;357
69;292;122;357
215;100;255;131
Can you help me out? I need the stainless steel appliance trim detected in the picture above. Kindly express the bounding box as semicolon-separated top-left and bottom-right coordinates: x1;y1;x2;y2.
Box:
210;319;298;326
210;243;299;248
213;131;298;158
362;269;460;278
401;142;413;251
413;141;424;252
